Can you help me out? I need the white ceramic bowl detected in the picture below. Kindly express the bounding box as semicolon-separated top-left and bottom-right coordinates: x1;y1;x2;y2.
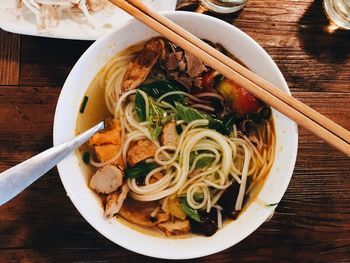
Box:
53;11;298;259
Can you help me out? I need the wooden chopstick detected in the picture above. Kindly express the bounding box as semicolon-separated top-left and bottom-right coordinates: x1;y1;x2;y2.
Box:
128;0;350;145
109;0;350;156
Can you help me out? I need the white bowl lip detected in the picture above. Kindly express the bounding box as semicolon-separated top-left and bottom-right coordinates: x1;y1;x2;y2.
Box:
53;11;298;259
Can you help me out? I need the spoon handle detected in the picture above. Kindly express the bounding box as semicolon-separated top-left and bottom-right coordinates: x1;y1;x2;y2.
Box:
0;121;105;206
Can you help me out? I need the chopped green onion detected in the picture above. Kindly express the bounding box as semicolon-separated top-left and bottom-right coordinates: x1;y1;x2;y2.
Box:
80;96;89;114
180;197;201;222
82;152;90;164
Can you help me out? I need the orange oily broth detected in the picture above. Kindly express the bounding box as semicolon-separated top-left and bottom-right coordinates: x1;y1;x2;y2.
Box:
75;43;276;238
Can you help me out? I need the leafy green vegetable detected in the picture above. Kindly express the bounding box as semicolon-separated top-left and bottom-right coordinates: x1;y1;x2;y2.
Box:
193;192;204;202
80;96;89;114
140;80;186;104
189;152;214;169
196;156;215;168
258;106;271;120
148;99;168;140
175;124;183;135
213;74;224;88
82;152;90;164
150;126;163;140
175;102;210;123
125;161;158;180
175;102;232;136
179;193;204;202
207;118;224;134
135;91;146;121
222;112;238;136
180;197;201;222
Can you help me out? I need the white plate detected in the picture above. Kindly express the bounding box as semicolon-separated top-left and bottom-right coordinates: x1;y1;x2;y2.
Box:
53;12;298;259
0;0;177;40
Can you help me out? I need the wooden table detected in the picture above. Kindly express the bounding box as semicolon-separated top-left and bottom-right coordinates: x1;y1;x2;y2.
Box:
1;0;349;262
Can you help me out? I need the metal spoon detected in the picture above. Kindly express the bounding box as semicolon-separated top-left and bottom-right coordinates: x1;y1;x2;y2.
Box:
0;121;105;206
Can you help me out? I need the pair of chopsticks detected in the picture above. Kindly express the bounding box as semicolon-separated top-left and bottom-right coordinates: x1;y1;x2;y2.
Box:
109;0;350;156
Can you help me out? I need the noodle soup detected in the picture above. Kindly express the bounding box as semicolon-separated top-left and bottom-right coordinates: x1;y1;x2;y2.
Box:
76;38;275;237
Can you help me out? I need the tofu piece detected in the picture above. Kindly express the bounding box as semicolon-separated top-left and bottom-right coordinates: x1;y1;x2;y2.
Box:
89;119;124;168
90;119;121;146
149;172;163;184
95;144;124;167
121;38;164;91
89;165;123;194
158;219;190;236
161;121;179;147
119;198;169;226
105;183;129;217
127;139;157;166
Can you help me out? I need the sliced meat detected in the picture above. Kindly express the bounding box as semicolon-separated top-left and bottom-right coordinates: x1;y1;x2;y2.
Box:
184;52;206;78
158;219;190;236
105;183;129;217
119;198;169;226
127;139;157;166
90;119;124;167
161;121;179;147
122;38;165;91
89;165;123;194
165;52;178;71
159;40;207;90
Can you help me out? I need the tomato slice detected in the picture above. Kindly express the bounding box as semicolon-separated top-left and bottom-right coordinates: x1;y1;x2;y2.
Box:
217;79;262;115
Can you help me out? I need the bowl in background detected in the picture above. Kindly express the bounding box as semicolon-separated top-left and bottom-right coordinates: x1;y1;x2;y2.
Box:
53;11;298;259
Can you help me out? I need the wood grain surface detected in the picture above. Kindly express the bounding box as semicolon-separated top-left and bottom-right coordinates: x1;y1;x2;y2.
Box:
0;0;349;262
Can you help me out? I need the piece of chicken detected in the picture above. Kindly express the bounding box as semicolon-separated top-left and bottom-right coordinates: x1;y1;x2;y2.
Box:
89;119;124;167
121;38;164;91
126;139;157;166
158;219;190;236
160;121;180;147
118;198;169;227
89;165;123;194
105;183;129;217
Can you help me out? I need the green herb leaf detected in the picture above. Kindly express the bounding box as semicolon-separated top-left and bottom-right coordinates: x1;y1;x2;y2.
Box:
258;106;271;120
193;192;204;202
179;192;204;202
150;125;163;140
208;118;224;133
135;91;146;122
147;99;168;139
175;124;183;135
82;152;90;164
125;161;158;180
213;74;224;88
175;102;230;135
222;112;238;136
180;197;201;222
175;102;209;123
140;80;186;104
80;96;89;114
195;156;215;169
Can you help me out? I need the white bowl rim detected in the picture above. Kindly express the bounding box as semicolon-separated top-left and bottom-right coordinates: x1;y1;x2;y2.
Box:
53;11;298;259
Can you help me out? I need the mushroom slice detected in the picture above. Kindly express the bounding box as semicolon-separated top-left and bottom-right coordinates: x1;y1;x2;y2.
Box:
158;219;190;236
89;165;123;194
